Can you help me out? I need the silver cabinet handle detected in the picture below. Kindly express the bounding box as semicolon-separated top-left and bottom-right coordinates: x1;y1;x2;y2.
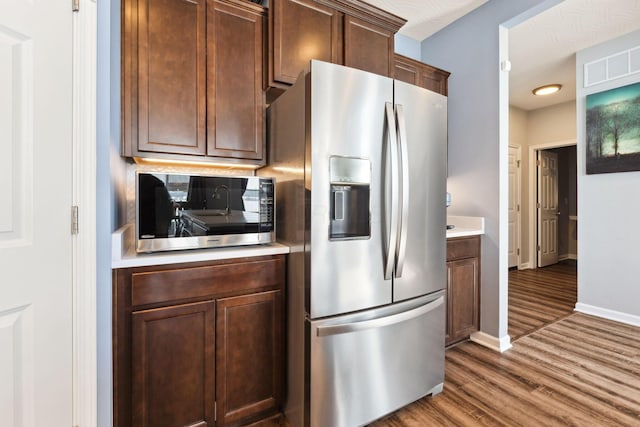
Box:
383;102;399;281
395;104;409;277
317;296;444;337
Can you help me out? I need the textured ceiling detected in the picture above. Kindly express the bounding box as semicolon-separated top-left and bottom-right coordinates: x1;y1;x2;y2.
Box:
367;0;640;111
509;0;640;110
364;0;488;41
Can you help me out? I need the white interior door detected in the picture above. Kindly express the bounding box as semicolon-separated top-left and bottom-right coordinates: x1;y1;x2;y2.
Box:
0;0;73;425
508;145;521;268
537;150;559;267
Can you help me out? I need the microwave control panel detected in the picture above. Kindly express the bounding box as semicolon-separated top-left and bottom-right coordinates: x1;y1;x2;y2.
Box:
259;179;275;231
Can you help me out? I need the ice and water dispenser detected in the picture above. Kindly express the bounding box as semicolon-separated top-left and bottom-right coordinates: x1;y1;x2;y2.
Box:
329;156;371;240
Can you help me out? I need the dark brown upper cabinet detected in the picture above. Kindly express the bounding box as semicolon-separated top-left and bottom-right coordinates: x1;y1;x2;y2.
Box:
208;0;266;161
268;0;342;88
343;14;393;77
393;53;450;96
125;0;207;156
122;0;266;165
267;0;405;90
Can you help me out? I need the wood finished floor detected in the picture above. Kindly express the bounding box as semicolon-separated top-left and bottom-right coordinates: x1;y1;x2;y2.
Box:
508;260;577;341
368;261;640;426
369;312;640;426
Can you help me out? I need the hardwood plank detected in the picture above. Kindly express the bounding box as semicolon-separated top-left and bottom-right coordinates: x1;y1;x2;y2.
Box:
284;263;640;426
368;313;640;426
508;260;577;340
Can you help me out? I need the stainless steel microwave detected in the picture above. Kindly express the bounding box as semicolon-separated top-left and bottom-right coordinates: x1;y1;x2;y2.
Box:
136;173;275;253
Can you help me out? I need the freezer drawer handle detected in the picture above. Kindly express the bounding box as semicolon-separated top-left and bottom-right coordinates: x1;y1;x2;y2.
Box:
316;296;444;337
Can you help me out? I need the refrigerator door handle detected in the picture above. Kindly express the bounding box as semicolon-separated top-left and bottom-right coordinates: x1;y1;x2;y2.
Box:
384;102;399;281
316;296;444;337
395;104;410;277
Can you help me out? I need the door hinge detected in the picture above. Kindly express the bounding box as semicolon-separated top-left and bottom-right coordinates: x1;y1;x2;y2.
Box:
536;159;541;166
517;248;520;256
71;205;79;235
517;204;520;212
537;245;541;251
537;202;541;209
72;0;79;12
516;160;520;168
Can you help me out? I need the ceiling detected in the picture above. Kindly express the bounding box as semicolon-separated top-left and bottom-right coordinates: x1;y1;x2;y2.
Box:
366;0;640;111
364;0;488;41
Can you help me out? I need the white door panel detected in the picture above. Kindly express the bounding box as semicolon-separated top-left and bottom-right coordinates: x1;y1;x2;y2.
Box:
508;145;521;268
538;151;559;267
0;0;73;425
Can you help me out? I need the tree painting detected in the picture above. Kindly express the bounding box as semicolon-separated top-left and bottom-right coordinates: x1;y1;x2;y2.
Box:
586;82;640;174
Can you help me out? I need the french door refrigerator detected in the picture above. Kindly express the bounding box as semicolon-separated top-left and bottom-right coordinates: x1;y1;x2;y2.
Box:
260;60;447;427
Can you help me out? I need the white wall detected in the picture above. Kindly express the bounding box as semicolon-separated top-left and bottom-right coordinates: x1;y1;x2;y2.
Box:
513;101;576;266
528;100;576;144
420;0;552;344
509;106;529;264
575;29;640;324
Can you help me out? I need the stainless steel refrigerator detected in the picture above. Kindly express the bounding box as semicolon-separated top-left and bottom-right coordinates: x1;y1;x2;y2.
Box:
260;60;447;427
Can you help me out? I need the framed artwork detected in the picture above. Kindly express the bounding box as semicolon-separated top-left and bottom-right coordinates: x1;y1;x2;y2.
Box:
586;81;640;174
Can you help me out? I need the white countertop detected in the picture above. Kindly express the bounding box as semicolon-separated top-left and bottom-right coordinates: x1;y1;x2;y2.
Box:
112;224;290;269
446;215;485;238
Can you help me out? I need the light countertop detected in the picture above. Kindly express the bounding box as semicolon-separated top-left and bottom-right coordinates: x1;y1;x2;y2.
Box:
446;216;485;239
112;224;290;269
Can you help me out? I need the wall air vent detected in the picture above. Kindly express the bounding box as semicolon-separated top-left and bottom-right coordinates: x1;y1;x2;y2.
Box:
584;45;640;87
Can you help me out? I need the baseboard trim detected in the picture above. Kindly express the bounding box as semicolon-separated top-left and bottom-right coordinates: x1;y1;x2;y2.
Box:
575;303;640;327
518;262;531;270
567;253;578;260
469;331;512;353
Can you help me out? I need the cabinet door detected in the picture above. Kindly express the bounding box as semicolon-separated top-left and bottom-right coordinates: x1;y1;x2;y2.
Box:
393;57;420;86
419;67;449;97
344;15;393;77
393;54;449;96
216;290;283;425
446;258;479;346
135;0;207;155
208;0;265;161
269;0;341;86
132;301;215;427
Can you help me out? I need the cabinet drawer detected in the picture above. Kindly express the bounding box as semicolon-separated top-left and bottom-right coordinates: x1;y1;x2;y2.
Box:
131;257;284;307
446;236;480;261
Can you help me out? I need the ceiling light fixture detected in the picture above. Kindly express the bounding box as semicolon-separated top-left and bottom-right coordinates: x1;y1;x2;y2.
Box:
532;84;562;96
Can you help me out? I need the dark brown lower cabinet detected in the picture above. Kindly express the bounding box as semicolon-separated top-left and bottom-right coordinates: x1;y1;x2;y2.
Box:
132;301;215;427
113;255;285;427
216;291;283;425
446;236;480;346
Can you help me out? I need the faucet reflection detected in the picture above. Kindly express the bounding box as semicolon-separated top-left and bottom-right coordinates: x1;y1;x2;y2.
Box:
212;185;230;216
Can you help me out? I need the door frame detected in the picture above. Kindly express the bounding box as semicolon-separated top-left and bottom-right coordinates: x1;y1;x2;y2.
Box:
527;139;575;269
72;2;97;426
508;144;522;269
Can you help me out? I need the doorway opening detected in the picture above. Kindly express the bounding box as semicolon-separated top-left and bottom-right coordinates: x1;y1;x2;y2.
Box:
528;141;577;268
507;140;578;340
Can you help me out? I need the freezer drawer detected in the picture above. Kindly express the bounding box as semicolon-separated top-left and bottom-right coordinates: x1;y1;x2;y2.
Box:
308;291;445;427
